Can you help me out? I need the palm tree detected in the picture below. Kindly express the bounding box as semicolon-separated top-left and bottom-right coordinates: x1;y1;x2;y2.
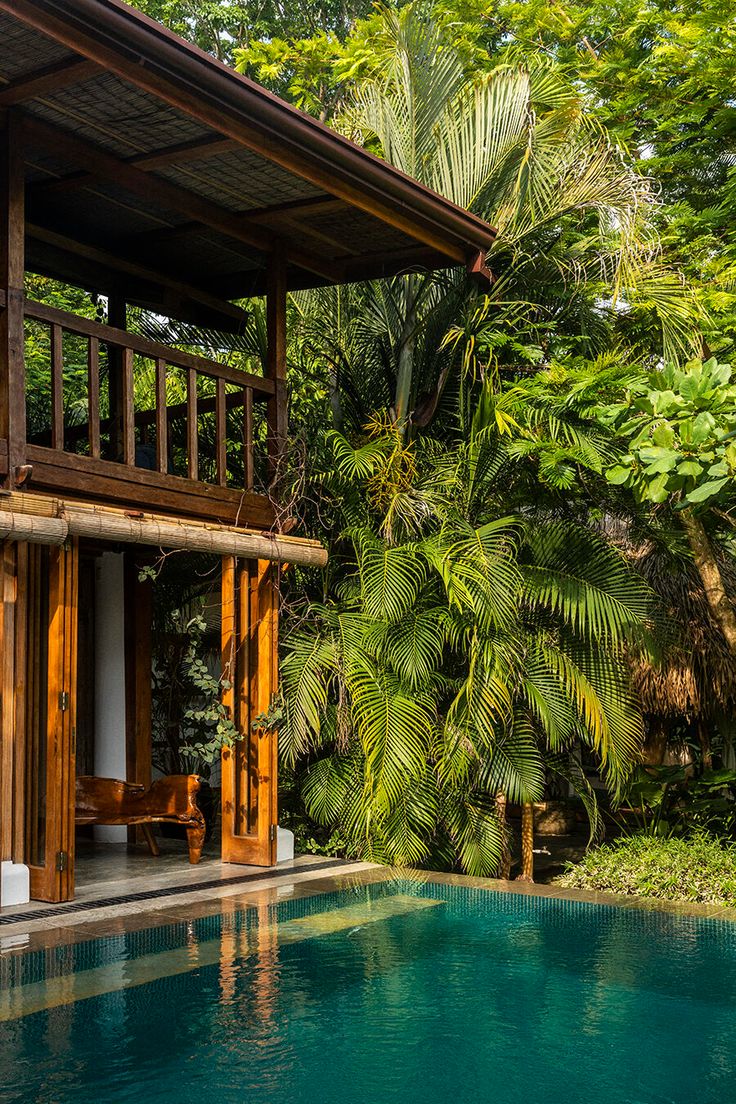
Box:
280;388;651;875
313;1;695;442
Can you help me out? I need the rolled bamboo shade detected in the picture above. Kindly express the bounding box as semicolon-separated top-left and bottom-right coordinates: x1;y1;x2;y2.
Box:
0;502;327;567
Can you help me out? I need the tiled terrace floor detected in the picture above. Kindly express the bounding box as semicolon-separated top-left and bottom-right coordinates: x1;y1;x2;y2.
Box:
0;838;364;942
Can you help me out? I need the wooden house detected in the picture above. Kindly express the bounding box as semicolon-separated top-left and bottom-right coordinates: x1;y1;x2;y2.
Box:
0;0;495;905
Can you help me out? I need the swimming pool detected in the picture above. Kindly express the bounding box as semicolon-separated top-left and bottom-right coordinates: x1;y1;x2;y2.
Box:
2;874;735;1104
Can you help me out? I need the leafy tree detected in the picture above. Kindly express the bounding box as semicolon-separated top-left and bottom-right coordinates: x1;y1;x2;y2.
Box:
288;2;692;462
441;0;736;351
603;356;736;656
236;0;735;349
131;0;374;63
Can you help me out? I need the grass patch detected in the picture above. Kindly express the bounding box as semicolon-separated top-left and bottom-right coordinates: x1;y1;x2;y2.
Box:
556;831;736;908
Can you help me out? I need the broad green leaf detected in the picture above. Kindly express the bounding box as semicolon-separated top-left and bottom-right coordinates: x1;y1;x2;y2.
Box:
652;423;675;448
691;411;716;444
646;473;671;502
686;477;729;503
676;460;703;477
606;465;631;485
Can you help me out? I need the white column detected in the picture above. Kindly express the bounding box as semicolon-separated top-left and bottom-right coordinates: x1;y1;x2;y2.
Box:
93;552;128;843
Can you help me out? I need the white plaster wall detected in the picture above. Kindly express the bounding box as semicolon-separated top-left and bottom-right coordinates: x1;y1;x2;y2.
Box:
93;552;128;843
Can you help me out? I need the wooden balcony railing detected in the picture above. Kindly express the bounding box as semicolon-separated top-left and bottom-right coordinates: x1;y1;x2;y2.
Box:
19;300;276;525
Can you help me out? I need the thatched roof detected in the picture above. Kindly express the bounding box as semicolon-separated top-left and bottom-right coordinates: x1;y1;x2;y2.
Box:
627;542;736;720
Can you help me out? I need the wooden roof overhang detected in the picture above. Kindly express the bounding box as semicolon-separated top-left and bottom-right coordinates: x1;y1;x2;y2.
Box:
0;0;496;333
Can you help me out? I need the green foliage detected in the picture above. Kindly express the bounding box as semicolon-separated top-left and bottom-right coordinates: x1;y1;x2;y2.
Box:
131;0;736;351
86;2;736;874
341;5;691;364
485;0;736;350
617;764;736;838
279;401;651;875
148;557;240;779
178;614;240;763
603;357;736;509
557;831;736;907
133;0;373;65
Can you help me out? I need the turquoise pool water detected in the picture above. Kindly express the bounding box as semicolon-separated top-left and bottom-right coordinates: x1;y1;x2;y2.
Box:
1;878;735;1104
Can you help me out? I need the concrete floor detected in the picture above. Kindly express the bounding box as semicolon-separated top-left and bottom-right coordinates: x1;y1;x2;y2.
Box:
74;835;233;897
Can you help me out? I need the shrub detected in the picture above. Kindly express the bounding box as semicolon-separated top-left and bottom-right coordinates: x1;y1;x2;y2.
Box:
556;832;736;907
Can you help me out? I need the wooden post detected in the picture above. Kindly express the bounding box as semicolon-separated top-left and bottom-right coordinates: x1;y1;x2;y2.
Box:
107;295;126;462
0;111;26;488
265;248;287;489
220;556;278;865
155;357;167;474
12;541;27;863
88;336;101;460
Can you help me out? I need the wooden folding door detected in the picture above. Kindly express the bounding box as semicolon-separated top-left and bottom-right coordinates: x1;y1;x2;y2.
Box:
221;557;278;866
24;540;78;902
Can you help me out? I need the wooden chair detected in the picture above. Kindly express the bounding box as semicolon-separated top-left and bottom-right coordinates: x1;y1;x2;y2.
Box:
75;775;206;864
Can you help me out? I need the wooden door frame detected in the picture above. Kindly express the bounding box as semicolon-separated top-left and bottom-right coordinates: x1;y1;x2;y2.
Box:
221;556;278;866
25;539;78;902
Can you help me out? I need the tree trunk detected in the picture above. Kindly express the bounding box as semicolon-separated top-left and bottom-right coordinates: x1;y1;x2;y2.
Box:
681;509;736;655
697;718;713;772
495;792;512;879
643;716;668;766
394;274;416;435
518;801;535;883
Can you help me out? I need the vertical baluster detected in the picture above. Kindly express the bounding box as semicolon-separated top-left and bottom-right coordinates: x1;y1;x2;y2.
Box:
243;387;253;491
187;367;198;481
216;377;226;486
121;346;135;465
50;323;63;450
155;357;167;474
87;336;100;459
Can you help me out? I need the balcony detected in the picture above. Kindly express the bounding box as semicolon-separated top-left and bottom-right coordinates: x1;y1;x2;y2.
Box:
10;299;276;527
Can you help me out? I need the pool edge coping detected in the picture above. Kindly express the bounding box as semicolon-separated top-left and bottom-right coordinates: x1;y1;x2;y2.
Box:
3;860;736;961
411;869;736;923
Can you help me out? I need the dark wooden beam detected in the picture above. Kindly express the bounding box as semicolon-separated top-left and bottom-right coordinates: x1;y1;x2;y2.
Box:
109;194;350;258
130;135;237;170
24;115;343;284
31;135;238;189
340;243;448;280
239;195;347;224
27;222;250;330
0;111;26;488
0;57;99;106
261;212;350;258
26;235;252;332
26;445;275;528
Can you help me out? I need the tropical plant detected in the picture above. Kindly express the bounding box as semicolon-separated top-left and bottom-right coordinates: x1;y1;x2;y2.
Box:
279;389;652;875
614;763;736;838
145;555;240;779
557;830;736;907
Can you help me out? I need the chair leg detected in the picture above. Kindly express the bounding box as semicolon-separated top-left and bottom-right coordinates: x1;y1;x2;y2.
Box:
141;822;160;857
186;820;206;864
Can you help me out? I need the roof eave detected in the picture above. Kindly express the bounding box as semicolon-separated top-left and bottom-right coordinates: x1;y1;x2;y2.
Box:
4;0;496;270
